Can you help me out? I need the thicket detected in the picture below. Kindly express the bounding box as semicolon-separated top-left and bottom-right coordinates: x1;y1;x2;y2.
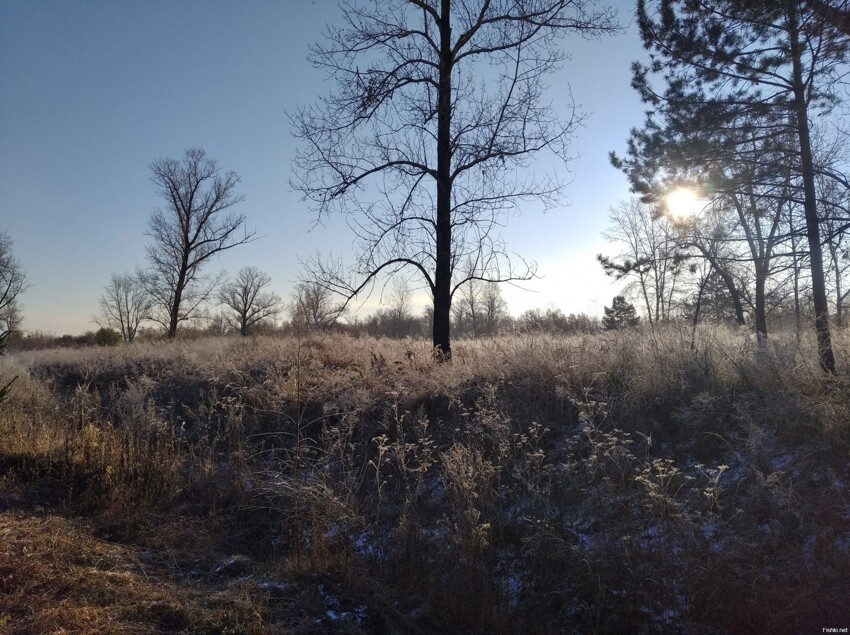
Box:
1;328;848;632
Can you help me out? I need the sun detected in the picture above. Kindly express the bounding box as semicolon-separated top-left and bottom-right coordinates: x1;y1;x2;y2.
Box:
665;188;702;221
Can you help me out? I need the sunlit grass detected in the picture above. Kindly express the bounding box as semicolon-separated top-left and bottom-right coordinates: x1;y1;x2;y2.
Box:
1;327;848;632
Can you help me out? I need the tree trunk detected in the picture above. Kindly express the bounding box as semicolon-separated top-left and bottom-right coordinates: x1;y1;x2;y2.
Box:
754;272;768;343
724;271;747;327
698;248;746;326
168;286;183;339
790;12;836;373
792;232;803;340
167;267;187;339
432;0;453;360
832;244;843;327
691;264;711;351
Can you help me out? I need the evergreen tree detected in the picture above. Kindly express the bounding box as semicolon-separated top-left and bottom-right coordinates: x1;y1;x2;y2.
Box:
617;0;848;372
602;295;640;330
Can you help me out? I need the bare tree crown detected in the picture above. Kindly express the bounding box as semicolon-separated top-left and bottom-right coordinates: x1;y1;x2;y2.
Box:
292;0;618;356
218;267;282;335
143;148;255;337
0;230;29;334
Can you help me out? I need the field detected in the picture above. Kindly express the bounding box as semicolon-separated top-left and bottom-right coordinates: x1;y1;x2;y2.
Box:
1;327;849;633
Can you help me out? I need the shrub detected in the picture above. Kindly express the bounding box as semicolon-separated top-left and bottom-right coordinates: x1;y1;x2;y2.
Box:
94;327;122;347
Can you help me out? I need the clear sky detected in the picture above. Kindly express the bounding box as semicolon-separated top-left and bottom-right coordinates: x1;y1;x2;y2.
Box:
0;0;644;335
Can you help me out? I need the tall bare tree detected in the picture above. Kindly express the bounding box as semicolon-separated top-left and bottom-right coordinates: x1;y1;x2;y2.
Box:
96;272;151;343
0;230;28;335
292;0;618;359
218;267;282;336
142;148;254;338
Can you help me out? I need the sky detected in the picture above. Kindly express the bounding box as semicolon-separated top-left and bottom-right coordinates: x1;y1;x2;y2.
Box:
0;0;646;335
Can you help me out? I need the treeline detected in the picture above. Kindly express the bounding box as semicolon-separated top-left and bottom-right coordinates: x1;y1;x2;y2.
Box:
8;306;601;351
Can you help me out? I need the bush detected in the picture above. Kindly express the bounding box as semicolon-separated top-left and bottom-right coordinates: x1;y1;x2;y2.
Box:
94;328;121;347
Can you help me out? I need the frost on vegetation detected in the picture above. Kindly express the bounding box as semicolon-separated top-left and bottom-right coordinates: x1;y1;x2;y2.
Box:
4;330;850;632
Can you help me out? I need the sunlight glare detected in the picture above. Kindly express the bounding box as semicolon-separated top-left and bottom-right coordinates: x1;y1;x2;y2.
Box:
665;188;702;221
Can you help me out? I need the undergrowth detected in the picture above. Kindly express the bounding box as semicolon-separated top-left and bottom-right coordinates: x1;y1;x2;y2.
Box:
1;325;849;633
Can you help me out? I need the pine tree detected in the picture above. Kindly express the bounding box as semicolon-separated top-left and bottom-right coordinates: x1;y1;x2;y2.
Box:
619;0;847;372
602;296;640;330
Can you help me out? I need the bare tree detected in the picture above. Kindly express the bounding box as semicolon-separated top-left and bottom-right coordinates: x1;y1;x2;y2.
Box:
142;148;254;338
0;303;22;335
219;267;282;336
452;276;508;337
382;278;417;338
480;281;508;336
96;272;151;343
289;282;347;332
0;230;28;335
0;329;14;404
452;278;483;337
292;0;618;359
598;199;684;324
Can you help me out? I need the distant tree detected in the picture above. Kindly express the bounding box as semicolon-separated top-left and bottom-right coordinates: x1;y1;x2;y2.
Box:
218;267;282;336
382;278;417;338
0;303;22;336
602;295;639;331
598;199;685;325
452;278;482;338
204;311;230;336
0;230;28;335
453;278;508;337
518;307;598;334
289;282;346;332
480;282;508;336
141;148;254;338
96;272;151;343
292;0;619;359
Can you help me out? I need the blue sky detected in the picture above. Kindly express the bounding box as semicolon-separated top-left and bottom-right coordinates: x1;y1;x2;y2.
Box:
0;0;644;335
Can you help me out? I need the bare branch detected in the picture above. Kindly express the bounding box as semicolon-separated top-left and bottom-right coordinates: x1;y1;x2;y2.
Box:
142;148;255;337
218;267;282;335
291;0;618;355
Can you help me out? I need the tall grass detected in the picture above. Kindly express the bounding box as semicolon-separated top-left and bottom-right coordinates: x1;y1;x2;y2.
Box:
1;325;849;632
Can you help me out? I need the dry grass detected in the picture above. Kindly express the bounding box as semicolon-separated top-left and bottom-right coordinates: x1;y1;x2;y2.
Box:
0;510;270;634
1;325;849;633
